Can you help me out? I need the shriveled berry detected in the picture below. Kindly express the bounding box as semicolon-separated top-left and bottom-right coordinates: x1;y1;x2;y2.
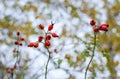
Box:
38;36;43;42
6;68;11;74
46;35;51;40
34;42;39;48
48;23;54;31
39;24;44;30
52;33;58;37
45;40;51;46
6;67;13;74
93;27;99;32
90;20;96;26
28;42;34;47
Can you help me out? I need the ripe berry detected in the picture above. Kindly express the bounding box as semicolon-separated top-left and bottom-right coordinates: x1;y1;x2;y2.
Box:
48;23;54;31
19;42;23;46
45;40;51;46
100;24;109;27
46;35;51;40
93;27;99;32
90;20;96;26
14;41;19;45
20;37;24;41
99;24;109;31
17;32;20;36
39;24;44;30
28;42;34;47
52;33;58;37
38;36;43;42
34;42;39;48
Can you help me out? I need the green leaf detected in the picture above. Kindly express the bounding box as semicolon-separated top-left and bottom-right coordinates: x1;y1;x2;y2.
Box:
58;59;62;66
83;50;90;57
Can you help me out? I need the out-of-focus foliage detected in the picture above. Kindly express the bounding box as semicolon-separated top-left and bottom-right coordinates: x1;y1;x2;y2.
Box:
0;0;120;79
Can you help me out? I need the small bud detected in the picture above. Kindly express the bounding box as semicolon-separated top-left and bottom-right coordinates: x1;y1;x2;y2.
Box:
54;49;58;53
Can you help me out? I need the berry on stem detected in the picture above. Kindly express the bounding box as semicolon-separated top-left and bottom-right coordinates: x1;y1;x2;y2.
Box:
52;33;58;37
34;42;39;48
46;35;51;40
14;41;19;45
20;37;24;41
19;42;23;46
99;24;109;31
48;23;54;31
90;20;96;26
39;24;44;30
28;42;34;47
45;40;51;47
17;31;20;36
38;36;43;42
93;27;99;32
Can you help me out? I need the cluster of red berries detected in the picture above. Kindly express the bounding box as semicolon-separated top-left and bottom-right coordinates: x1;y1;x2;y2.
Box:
90;20;109;32
28;23;58;48
14;32;25;46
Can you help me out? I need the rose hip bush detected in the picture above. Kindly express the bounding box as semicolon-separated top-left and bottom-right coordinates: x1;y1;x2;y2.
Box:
0;20;109;79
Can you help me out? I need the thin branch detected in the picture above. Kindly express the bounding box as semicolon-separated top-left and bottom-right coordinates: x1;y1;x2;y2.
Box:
45;48;51;79
84;33;96;79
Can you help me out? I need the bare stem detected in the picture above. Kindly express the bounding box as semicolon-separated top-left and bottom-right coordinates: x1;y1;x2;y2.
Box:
45;48;51;79
84;33;96;79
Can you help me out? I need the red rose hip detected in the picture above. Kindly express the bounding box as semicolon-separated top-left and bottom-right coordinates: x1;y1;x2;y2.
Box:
28;42;34;47
93;27;99;32
39;24;44;30
52;33;58;37
90;20;96;26
48;23;54;31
